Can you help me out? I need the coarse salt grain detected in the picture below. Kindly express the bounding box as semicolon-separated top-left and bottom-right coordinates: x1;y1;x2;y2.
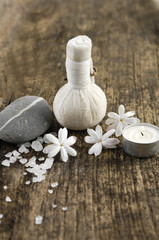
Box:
19;158;27;164
9;156;16;163
24;142;31;148
51;182;58;188
36;137;44;144
1;160;10;167
35;215;43;225
3;185;7;190
5;152;12;158
23;172;27;175
18;145;29;154
0;214;3;219
48;189;53;194
31;141;43;152
32;175;46;183
40;158;54;170
38;157;45;161
25;181;31;185
5;196;12;202
12;150;20;158
52;204;57;208
25;156;36;167
62;207;67;211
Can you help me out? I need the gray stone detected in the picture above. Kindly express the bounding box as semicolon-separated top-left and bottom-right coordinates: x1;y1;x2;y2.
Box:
0;96;53;143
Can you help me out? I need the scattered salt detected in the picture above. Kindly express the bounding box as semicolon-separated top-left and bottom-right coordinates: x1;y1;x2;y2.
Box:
36;137;44;144
25;156;36;167
25;181;31;185
3;186;7;190
18;145;29;154
26;168;34;173
24;142;31;148
32;175;46;183
62;207;67;211
25;149;29;154
52;204;57;208
0;214;3;219
12;150;20;158
51;182;58;188
5;152;12;158
40;158;54;170
38;157;45;161
35;215;43;225
48;189;53;194
9;156;16;163
31;141;43;152
23;172;27;175
19;158;27;164
5;196;12;202
2;160;10;167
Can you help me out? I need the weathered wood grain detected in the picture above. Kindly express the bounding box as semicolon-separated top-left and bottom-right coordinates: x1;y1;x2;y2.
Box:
0;0;159;239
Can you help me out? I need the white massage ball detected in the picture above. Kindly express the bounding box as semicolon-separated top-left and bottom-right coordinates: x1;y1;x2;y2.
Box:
53;35;107;130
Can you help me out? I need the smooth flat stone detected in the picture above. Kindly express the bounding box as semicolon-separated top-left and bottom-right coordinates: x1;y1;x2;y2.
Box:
0;96;53;143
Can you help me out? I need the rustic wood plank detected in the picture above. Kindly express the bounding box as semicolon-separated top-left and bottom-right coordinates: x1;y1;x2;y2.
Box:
0;0;159;239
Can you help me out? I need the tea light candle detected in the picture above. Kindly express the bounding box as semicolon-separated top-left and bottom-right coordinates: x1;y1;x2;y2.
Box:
122;123;159;158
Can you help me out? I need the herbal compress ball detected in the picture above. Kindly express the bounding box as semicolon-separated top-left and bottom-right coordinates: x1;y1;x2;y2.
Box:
53;35;107;130
0;96;53;143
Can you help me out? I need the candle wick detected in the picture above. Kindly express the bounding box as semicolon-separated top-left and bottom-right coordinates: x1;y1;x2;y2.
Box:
141;132;144;136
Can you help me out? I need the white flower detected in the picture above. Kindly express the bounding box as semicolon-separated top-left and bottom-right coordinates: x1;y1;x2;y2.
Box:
105;105;140;137
43;128;77;162
84;125;120;156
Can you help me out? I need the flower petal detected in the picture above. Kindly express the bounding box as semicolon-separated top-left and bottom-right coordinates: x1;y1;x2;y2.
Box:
108;112;120;119
65;146;77;156
118;105;125;118
107;123;118;131
102;129;115;140
64;136;77;146
58;128;68;144
45;134;59;145
43;144;55;154
93;143;102;156
95;125;103;139
88;145;95;155
115;122;123;137
124;117;140;125
84;136;97;144
87;128;99;140
60;147;68;162
103;145;117;149
48;146;60;158
105;118;118;125
102;138;120;147
88;143;102;156
122;120;128;128
124;111;135;118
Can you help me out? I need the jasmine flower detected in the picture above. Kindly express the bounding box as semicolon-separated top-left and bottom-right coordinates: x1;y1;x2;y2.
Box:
43;128;77;162
84;125;120;156
105;105;140;137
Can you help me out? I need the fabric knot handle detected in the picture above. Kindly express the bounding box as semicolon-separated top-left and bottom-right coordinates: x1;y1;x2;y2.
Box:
66;58;95;89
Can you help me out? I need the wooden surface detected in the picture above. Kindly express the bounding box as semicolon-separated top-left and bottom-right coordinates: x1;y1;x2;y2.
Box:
0;0;159;239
